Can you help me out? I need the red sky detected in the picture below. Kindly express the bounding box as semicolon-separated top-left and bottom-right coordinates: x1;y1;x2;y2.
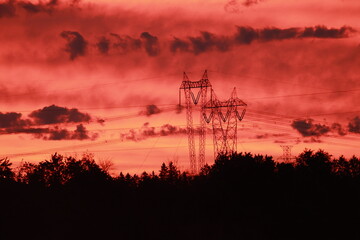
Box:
1;0;360;174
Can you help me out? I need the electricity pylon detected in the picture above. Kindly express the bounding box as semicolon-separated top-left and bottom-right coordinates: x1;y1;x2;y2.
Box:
203;88;247;157
179;70;212;174
278;145;295;163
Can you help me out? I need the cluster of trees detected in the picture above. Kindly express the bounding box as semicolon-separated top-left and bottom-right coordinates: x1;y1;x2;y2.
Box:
1;149;360;239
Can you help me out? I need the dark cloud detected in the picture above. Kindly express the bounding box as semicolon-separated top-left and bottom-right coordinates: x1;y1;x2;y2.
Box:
291;118;360;137
140;32;160;56
0;124;97;141
60;31;87;60
0;0;73;18
303;137;322;143
0;105;97;140
291;119;331;137
71;124;94;140
3;127;45;134
224;0;240;13
44;124;97;140
110;33;142;53
12;0;59;15
120;122;187;142
170;26;354;55
159;123;187;136
331;123;347;136
46;127;68;140
29;104;91;125
97;118;105;125
224;0;263;13
0;0;16;18
348;116;360;134
140;105;162;116
301;26;354;38
234;26;259;44
255;133;288;139
170;37;190;53
234;26;354;45
260;27;299;41
19;1;48;13
189;31;232;54
0;112;29;128
0;105;92;130
189;32;215;54
242;0;264;7
96;36;110;54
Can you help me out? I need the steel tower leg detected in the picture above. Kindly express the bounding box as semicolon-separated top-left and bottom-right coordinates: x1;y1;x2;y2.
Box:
184;87;197;174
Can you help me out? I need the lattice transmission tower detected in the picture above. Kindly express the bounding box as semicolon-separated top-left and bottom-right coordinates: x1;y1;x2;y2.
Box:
179;70;212;174
278;145;295;163
203;88;247;157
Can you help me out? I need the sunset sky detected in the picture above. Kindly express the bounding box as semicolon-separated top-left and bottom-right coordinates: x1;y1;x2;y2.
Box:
1;0;360;174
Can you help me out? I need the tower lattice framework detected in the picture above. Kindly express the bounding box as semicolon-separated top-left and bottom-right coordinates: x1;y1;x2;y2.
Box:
179;70;212;174
203;88;247;157
278;145;294;163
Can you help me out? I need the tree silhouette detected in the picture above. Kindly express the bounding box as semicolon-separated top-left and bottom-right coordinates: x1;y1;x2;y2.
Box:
348;156;360;177
0;149;360;240
296;149;332;178
0;157;14;181
17;153;109;187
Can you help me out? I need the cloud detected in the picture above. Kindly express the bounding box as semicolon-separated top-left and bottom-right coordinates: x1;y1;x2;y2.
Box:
120;122;188;142
0;105;92;129
234;26;259;44
60;31;87;60
303;137;322;143
139;105;162;116
18;0;58;14
331;123;347;136
110;33;142;54
29;104;91;125
0;0;16;18
43;124;98;140
224;0;264;13
292;117;360;137
224;0;240;13
259;27;299;41
96;36;110;55
188;31;232;54
301;26;354;38
0;112;29;128
234;26;354;44
0;124;97;141
1;0;360;125
3;127;45;134
120;122;213;142
169;26;354;54
348;116;360;133
242;0;264;7
0;105;97;140
140;32;160;56
97;118;105;125
255;133;288;139
170;37;190;53
291;119;331;137
0;0;77;17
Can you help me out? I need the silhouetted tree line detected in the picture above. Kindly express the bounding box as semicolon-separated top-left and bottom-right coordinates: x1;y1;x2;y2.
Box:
1;149;360;240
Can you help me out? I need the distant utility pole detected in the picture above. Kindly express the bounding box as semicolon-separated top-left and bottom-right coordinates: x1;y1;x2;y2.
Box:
278;145;295;163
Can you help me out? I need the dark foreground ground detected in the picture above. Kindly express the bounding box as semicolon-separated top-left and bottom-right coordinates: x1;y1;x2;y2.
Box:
1;150;360;240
